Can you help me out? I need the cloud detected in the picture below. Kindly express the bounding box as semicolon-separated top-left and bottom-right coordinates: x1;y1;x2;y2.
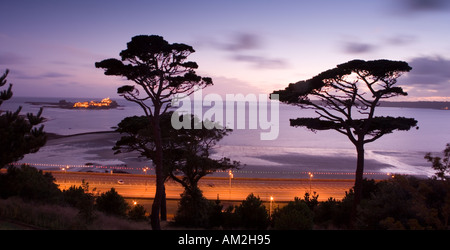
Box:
203;31;289;70
40;72;72;78
221;32;262;51
0;52;28;65
341;41;377;54
385;34;417;46
12;70;72;80
398;56;450;100
231;55;288;69
339;34;416;55
398;0;450;12
405;56;450;87
386;0;450;15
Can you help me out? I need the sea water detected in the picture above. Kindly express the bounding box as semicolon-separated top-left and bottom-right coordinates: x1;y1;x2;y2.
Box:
2;97;449;177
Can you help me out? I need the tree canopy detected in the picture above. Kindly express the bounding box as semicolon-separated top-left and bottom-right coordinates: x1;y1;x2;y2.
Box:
273;59;417;145
95;35;213;116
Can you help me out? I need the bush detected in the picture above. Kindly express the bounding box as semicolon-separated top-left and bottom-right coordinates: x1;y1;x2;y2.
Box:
272;197;313;230
0;164;62;203
221;205;241;229
235;193;270;230
62;181;96;224
128;204;147;221
303;192;319;210
357;175;450;229
173;188;213;228
96;188;129;217
208;198;224;228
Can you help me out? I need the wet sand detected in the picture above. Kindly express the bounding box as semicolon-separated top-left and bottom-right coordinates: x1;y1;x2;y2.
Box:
19;131;148;172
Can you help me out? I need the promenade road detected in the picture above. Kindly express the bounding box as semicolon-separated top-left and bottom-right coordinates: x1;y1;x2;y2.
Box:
51;171;355;202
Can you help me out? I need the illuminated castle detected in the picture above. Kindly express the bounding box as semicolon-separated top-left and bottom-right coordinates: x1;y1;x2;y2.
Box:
70;98;118;109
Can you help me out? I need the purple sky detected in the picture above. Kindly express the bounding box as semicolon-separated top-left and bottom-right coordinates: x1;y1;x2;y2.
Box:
1;0;450;100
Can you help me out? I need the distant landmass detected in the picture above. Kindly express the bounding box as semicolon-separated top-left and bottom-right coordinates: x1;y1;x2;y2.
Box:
379;101;449;110
26;97;120;110
306;100;449;110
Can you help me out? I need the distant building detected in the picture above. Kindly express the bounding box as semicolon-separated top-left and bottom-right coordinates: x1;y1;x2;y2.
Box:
72;97;118;109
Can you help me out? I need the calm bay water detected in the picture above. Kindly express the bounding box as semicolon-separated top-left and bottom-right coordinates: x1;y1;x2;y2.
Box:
3;97;449;177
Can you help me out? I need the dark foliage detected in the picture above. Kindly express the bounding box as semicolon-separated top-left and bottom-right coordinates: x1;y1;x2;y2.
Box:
114;112;239;198
128;204;147;222
95;188;130;218
425;143;450;180
173;188;213;228
62;181;96;224
0;69;46;168
234;193;270;229
0;164;61;203
272;197;314;230
311;177;450;230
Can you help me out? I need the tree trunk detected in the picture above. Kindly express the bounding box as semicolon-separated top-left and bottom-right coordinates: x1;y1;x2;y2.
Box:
352;142;365;225
150;114;164;230
161;185;167;221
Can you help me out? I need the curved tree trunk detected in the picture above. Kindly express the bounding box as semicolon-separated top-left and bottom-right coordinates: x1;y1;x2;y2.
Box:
352;142;365;226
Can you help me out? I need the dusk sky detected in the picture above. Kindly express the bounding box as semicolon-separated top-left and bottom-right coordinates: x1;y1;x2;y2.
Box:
1;0;450;100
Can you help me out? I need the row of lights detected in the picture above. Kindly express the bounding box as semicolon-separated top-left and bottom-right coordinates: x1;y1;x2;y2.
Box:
12;162;395;177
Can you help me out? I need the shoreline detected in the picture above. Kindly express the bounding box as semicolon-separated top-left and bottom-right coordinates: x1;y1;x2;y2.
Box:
45;130;117;140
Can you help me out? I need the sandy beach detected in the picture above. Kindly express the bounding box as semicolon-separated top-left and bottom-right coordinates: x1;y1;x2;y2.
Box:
17;130;407;179
20;131;148;172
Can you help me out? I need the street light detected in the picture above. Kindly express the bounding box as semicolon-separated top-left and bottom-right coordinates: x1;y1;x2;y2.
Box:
60;166;69;189
269;196;274;218
143;167;149;192
308;172;314;194
228;170;234;199
61;165;69;172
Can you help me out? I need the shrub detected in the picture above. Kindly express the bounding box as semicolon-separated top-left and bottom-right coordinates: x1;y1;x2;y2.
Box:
173;188;212;228
272;197;313;230
0;164;62;203
234;193;270;230
96;188;129;217
62;182;96;224
358;175;450;229
208;198;224;228
128;204;147;221
221;205;241;229
303;191;319;210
